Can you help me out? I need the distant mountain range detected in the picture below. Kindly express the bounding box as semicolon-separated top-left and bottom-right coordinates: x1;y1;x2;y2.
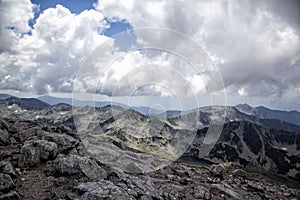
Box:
0;94;173;117
235;103;300;126
1;94;299;126
0;93;12;100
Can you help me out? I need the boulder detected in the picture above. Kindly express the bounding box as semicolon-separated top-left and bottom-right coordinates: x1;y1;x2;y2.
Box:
0;162;17;179
42;133;78;153
18;140;58;167
76;180;133;200
0;173;14;193
210;164;225;177
56;154;107;180
15;127;45;143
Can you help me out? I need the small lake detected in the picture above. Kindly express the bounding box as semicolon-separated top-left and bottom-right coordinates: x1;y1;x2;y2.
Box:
176;156;216;165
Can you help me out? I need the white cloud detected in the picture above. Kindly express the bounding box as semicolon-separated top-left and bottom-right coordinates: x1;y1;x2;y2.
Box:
0;0;34;52
0;0;299;111
74;48;209;97
0;3;111;94
96;0;300;98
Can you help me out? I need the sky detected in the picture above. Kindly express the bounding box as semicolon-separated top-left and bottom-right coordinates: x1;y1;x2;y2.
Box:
0;0;299;111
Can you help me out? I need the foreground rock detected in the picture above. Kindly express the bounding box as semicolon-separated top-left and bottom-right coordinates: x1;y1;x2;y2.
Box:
0;117;299;200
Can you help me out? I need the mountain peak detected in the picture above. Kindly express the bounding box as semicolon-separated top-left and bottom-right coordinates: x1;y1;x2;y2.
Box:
234;103;255;115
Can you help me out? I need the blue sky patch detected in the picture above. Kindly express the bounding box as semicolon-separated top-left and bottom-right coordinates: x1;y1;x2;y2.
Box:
103;20;133;37
31;0;97;14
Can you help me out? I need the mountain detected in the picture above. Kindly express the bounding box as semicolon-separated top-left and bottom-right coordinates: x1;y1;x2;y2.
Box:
35;103;300;179
131;106;163;116
0;97;300;189
37;95;73;105
38;95;129;110
236;103;300;126
256;106;300;126
38;96;168;117
185;121;300;180
1;95;300;133
169;106;300;132
0;96;49;111
1;117;299;199
0;93;12;100
235;103;255;115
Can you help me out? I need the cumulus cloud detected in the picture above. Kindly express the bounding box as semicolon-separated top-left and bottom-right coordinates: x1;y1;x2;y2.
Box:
0;0;299;107
0;2;110;94
79;50;208;97
96;0;300;98
0;0;34;52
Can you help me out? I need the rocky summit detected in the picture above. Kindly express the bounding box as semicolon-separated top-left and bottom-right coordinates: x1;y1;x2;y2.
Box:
0;118;300;200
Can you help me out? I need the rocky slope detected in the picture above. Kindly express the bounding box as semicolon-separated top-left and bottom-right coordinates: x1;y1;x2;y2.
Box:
1;118;300;200
185;121;300;180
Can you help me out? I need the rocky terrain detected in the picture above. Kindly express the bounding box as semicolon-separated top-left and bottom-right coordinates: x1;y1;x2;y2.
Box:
186;121;300;179
1;118;300;200
1;96;300;199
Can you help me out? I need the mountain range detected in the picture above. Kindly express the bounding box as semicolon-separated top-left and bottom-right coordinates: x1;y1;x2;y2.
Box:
236;103;300;126
0;94;299;182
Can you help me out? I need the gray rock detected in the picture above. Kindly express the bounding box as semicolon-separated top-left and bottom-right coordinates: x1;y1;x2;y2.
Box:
211;183;240;199
0;129;9;145
0;173;14;193
1;117;300;200
76;180;133;200
0;119;9;130
123;175;162;199
0;191;20;200
81;134;170;174
140;195;153;200
56;154;107;180
15;127;45;142
248;182;264;193
42;133;77;153
232;169;247;178
210;164;225;177
0;162;17;179
194;185;210;199
0;117;10;145
18;140;58;167
159;184;183;199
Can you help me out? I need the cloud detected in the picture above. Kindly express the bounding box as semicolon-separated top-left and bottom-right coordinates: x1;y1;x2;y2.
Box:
96;0;300;98
0;0;34;52
0;0;299;108
0;3;110;94
73;48;209;97
1;1;209;97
